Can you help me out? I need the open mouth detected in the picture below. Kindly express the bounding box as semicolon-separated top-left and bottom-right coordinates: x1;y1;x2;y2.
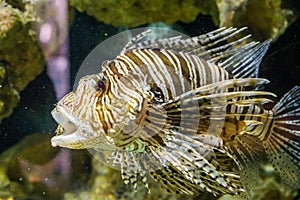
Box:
51;106;85;148
52;106;78;135
51;105;116;150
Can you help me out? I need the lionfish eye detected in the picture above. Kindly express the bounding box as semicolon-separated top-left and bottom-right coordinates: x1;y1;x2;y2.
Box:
97;80;105;90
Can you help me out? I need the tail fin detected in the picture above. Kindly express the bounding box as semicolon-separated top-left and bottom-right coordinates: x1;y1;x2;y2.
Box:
264;86;300;188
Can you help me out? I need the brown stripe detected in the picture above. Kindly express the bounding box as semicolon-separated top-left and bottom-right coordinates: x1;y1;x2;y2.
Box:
190;55;201;88
201;59;213;84
123;50;147;68
155;49;190;94
107;61;122;78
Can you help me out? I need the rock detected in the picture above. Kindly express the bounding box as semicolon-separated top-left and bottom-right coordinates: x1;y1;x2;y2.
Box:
0;133;90;199
218;0;298;40
69;0;219;28
69;0;298;41
0;133;297;199
0;1;45;122
64;154;215;200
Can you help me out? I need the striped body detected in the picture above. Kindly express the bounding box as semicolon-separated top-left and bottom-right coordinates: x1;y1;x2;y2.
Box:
51;28;300;197
100;49;274;147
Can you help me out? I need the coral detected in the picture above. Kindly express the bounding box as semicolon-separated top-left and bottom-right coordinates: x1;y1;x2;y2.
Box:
69;0;219;27
218;0;298;40
64;156;216;200
69;0;298;40
0;133;297;199
64;157;299;200
0;1;44;122
0;133;90;199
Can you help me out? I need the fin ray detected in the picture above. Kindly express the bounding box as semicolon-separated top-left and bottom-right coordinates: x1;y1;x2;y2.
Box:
264;86;300;188
121;27;271;78
151;130;244;195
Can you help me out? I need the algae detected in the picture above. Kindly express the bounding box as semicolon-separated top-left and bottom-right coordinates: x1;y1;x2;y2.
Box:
0;0;45;122
228;0;297;40
69;0;298;41
63;157;298;199
69;0;219;28
0;133;90;199
64;156;216;200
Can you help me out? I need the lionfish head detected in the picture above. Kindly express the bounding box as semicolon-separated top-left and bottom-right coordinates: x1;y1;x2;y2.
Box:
51;73;115;150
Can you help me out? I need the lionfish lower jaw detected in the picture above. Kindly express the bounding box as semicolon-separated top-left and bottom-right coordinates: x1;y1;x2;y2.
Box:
51;129;87;149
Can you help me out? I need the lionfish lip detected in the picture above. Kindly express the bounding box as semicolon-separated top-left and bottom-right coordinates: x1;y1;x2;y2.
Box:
51;130;86;148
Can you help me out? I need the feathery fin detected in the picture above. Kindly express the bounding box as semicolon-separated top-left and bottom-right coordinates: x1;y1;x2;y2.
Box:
264;86;300;188
162;78;274;111
225;134;265;198
149;130;244;196
121;27;271;79
218;40;272;78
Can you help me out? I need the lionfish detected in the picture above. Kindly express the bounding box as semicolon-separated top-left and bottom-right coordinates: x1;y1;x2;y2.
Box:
50;27;300;197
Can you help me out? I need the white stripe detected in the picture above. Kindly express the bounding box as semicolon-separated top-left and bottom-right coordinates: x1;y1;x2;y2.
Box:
147;49;176;97
78;84;94;119
207;61;216;83
117;53;143;75
109;74;142;112
133;50;168;100
101;97;111;127
180;52;196;89
160;49;186;92
195;57;206;86
213;63;221;83
114;60;127;75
